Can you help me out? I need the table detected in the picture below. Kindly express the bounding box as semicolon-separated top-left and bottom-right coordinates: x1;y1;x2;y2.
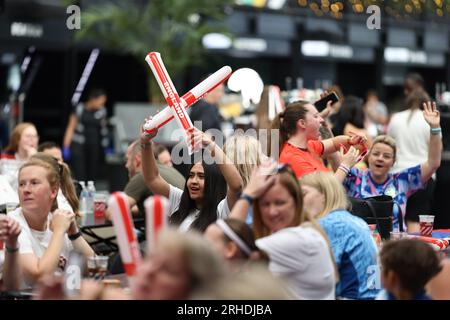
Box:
407;229;450;252
78;214;145;254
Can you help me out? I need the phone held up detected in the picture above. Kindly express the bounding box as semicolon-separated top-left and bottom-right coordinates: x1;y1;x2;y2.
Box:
314;91;340;112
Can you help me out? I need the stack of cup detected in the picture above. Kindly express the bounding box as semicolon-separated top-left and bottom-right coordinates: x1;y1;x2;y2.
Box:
419;215;435;237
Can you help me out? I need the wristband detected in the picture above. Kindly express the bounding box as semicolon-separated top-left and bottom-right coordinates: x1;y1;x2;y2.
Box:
430;127;442;135
239;192;254;206
5;246;19;253
338;165;350;175
68;231;82;241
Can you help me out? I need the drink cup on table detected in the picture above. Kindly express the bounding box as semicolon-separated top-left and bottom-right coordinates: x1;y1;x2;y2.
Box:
94;193;108;219
87;256;109;279
419;215;435;237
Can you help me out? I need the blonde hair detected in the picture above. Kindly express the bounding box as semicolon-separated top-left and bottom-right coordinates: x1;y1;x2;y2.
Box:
5;122;37;153
30;153;80;215
301;172;349;219
224;134;262;187
370;135;397;162
19;158;60;211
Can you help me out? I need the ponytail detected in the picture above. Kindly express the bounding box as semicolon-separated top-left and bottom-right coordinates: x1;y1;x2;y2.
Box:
59;162;80;216
270;101;309;156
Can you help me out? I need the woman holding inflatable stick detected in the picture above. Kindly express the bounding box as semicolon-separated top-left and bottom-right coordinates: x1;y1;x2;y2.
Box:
140;121;243;232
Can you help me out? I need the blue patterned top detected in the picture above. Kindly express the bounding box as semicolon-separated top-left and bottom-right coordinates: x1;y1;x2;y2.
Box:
343;165;423;231
319;209;380;299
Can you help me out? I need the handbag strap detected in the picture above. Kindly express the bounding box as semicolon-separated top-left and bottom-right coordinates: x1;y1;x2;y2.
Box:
394;202;404;232
365;200;383;235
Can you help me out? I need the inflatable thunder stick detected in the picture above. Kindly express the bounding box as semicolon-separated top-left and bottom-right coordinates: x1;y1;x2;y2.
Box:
144;195;170;252
142;64;232;133
145;52;195;153
108;192;142;277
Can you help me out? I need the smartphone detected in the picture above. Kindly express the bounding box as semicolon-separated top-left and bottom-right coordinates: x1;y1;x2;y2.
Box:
314;91;339;112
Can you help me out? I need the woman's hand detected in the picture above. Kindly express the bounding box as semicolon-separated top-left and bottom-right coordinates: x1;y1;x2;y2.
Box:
243;160;278;199
340;146;361;169
348;131;368;147
140;117;158;144
423;101;440;129
0;215;21;247
50;209;75;234
187;127;214;151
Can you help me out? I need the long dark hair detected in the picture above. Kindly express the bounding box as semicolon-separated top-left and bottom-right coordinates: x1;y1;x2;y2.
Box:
170;160;227;232
332;95;365;136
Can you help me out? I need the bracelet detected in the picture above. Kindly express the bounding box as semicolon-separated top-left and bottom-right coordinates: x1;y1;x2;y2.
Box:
430;127;442;135
239;192;254;206
338;165;350;175
68;231;82;241
140;141;152;149
5;246;19;253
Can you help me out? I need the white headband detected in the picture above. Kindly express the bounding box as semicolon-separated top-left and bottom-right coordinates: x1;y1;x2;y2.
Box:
216;219;252;256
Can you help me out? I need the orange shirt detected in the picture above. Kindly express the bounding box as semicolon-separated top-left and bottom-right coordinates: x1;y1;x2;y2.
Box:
279;140;330;178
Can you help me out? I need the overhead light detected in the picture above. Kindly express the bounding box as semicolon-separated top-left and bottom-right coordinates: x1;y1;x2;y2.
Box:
10;22;43;38
233;38;267;52
266;0;286;10
384;47;410;63
384;47;427;64
301;40;330;57
202;33;232;50
329;45;353;59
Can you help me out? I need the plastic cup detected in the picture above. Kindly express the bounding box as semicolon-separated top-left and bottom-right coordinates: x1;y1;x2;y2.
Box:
389;231;408;240
87;255;109;279
94;193;108;219
419;215;435;237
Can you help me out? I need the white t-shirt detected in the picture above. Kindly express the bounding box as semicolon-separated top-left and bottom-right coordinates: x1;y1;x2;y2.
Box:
57;189;74;212
388;110;430;173
256;225;336;300
8;208;73;287
168;185;229;232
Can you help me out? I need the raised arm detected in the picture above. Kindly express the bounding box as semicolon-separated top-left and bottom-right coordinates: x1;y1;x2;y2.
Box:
140;125;170;198
334;146;360;183
322;134;367;156
188;127;243;210
421;101;442;184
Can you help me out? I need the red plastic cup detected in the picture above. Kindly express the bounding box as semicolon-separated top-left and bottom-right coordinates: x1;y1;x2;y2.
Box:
94;193;107;218
0;240;4;250
419;215;434;237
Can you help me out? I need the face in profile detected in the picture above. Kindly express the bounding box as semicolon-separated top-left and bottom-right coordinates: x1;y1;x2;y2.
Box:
125;144;138;178
258;179;296;233
18;165;58;215
158;150;172;167
302;104;324;141
131;244;190;300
